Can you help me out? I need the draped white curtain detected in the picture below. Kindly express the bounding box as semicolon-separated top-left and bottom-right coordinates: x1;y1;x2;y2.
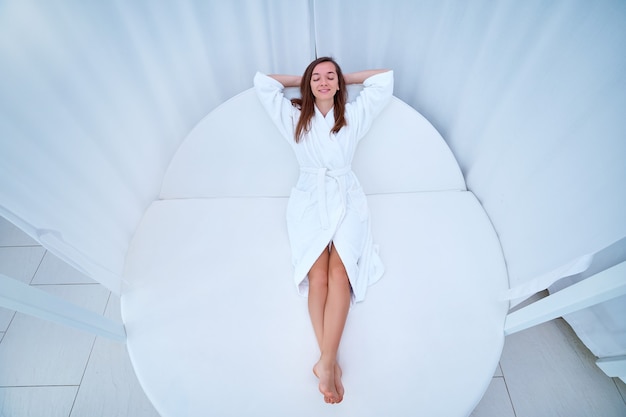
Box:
0;0;314;292
313;0;626;286
1;0;625;297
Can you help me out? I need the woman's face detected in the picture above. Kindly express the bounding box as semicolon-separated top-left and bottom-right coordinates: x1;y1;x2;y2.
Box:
310;61;339;102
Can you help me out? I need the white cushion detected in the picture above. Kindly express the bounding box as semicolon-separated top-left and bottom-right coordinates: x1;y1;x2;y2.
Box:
160;89;465;199
122;191;508;416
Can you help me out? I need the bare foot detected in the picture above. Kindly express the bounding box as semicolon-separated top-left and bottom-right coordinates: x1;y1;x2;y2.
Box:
313;360;340;404
334;363;345;402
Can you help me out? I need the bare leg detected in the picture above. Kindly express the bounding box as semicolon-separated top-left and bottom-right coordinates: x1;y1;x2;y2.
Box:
308;249;335;403
308;248;330;351
313;245;351;404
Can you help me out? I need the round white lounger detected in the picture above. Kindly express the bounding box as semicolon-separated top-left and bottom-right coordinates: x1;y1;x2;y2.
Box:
122;87;509;416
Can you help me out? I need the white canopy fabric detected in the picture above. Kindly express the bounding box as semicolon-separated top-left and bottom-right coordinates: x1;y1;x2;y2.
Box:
1;0;624;294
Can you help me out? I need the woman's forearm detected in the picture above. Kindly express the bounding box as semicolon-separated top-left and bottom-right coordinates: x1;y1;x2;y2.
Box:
343;69;390;85
267;74;301;88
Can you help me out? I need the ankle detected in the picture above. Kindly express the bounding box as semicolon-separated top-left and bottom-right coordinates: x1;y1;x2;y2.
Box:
319;353;337;366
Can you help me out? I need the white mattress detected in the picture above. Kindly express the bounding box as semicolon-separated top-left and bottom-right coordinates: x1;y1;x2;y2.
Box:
122;192;508;416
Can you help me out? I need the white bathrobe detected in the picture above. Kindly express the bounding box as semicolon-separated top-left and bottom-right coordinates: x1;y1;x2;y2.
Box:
254;70;393;303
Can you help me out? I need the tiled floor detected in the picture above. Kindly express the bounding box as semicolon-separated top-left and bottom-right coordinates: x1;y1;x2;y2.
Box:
0;216;625;417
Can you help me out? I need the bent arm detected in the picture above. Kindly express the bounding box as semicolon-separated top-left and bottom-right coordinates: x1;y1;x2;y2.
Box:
267;74;301;88
253;72;297;142
344;69;390;85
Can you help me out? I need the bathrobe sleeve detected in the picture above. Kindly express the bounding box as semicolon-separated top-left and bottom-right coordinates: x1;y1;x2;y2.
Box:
253;72;297;142
346;70;394;142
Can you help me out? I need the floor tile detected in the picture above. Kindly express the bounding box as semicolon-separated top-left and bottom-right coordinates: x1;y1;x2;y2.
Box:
0;310;14;334
0;284;109;387
70;295;160;417
0;386;78;417
0;247;46;284
0;247;46;330
500;318;626;417
31;251;95;285
470;377;515;417
0;218;38;247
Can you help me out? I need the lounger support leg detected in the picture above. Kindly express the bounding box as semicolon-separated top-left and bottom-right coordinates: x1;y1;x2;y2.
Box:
0;273;126;342
504;261;626;336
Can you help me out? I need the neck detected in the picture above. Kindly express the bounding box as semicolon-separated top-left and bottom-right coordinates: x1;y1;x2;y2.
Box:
315;99;334;117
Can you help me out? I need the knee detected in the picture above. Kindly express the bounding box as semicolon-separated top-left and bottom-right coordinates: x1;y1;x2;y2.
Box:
328;263;348;285
308;269;328;288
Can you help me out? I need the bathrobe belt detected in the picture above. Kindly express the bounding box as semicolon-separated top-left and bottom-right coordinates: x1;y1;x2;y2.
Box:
300;166;352;230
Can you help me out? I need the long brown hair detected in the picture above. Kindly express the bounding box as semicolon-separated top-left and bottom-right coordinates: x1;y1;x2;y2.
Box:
291;57;348;143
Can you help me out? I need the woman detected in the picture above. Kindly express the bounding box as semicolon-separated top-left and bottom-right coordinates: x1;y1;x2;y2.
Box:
254;57;393;404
